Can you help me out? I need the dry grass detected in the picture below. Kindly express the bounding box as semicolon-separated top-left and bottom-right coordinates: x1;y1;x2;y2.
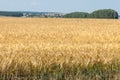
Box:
0;17;120;79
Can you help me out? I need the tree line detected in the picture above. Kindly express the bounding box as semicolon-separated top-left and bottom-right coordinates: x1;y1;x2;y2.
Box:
0;11;64;18
0;9;118;19
0;11;23;17
63;9;119;19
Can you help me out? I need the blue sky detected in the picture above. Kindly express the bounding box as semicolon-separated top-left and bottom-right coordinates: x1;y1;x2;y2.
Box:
0;0;119;13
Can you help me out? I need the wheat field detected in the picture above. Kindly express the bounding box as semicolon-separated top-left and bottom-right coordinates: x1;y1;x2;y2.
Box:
0;17;120;79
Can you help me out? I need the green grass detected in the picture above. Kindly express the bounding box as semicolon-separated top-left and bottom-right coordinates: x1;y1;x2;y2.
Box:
0;62;120;80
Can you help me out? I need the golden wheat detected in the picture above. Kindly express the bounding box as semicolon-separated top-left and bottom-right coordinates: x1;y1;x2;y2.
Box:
0;17;120;79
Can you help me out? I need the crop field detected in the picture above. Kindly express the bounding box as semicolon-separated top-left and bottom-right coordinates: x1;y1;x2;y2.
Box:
0;17;120;80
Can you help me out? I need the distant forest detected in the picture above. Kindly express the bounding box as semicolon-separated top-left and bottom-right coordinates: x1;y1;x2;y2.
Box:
0;9;119;19
63;9;119;19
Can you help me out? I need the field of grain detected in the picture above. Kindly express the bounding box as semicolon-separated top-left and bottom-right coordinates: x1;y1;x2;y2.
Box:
0;17;120;79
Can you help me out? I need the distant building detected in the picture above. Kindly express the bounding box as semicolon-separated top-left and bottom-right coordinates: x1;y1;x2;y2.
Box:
22;12;64;18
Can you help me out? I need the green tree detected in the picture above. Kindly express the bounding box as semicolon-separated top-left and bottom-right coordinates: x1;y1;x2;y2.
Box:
89;9;118;19
63;12;89;18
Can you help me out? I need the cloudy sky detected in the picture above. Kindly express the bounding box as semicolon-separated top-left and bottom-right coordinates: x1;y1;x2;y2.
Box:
0;0;119;13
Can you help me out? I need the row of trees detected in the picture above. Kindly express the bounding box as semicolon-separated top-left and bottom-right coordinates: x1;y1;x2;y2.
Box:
0;9;118;19
63;9;119;19
0;11;23;17
0;11;64;18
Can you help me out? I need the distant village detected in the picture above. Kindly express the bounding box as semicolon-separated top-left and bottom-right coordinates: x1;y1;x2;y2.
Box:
22;12;64;18
0;11;65;18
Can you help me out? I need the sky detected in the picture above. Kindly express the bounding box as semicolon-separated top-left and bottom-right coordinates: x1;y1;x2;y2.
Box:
0;0;119;13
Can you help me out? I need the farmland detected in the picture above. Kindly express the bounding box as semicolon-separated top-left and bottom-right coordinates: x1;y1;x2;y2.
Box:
0;17;120;79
